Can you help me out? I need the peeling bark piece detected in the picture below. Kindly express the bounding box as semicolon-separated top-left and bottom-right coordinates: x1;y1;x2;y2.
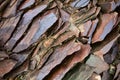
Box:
44;44;91;80
70;0;90;8
78;20;92;36
0;13;21;46
5;4;47;51
19;0;35;10
13;12;58;52
87;18;99;44
0;59;17;77
88;73;101;80
86;55;109;74
63;64;95;80
37;40;81;80
2;0;23;18
92;12;118;43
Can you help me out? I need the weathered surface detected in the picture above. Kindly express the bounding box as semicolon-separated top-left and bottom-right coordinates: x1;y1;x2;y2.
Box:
70;0;90;8
0;59;17;77
86;55;109;74
101;71;111;80
0;13;21;46
72;6;100;26
87;18;99;43
0;51;8;59
114;63;120;79
10;53;29;68
78;20;92;36
5;59;29;79
19;0;35;10
44;44;91;80
88;73;101;80
5;4;48;51
98;0;120;12
92;12;118;43
63;64;95;80
0;0;11;14
60;9;70;22
93;27;120;59
53;31;74;47
0;0;120;80
37;40;81;80
13;12;58;52
104;42;119;64
2;0;23;18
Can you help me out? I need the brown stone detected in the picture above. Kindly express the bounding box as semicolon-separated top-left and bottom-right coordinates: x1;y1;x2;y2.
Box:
5;59;29;79
92;12;118;43
86;54;109;74
99;0;120;12
87;18;99;44
78;20;92;37
37;39;81;80
2;0;23;18
0;59;17;77
93;27;120;59
0;13;21;46
13;11;58;52
19;0;35;10
5;4;48;51
44;44;91;80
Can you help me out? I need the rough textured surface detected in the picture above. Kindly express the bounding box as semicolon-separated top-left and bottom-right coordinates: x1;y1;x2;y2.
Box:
92;12;118;43
0;59;17;77
63;64;95;80
37;40;81;80
86;55;109;74
0;0;120;80
44;44;91;80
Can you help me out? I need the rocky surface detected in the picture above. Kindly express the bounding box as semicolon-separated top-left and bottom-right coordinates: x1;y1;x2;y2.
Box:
0;0;120;80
